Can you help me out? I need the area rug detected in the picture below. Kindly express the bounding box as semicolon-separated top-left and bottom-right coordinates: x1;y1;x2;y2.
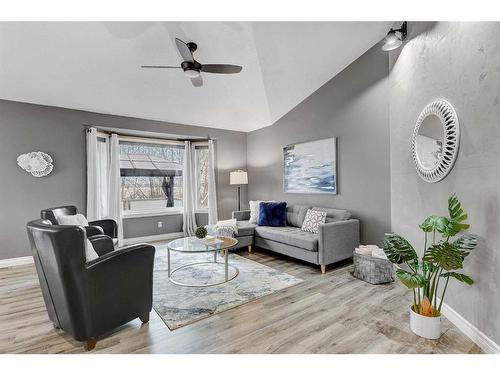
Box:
152;245;303;330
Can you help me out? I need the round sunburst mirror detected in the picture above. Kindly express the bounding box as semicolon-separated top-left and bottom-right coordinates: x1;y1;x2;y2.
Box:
411;99;460;183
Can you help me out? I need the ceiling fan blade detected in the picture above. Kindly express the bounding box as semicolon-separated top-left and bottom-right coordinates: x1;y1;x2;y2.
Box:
141;65;181;69
175;38;194;62
200;64;242;74
190;76;203;87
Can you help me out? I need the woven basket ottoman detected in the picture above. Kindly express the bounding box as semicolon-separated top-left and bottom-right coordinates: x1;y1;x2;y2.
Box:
353;251;394;284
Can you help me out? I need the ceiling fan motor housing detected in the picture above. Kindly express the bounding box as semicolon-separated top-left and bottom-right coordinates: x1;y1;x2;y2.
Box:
181;60;201;73
186;42;198;53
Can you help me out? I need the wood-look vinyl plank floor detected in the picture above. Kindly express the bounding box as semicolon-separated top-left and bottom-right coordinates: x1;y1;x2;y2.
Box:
0;248;482;354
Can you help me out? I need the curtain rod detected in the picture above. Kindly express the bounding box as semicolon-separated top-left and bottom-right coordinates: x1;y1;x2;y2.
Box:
84;125;214;144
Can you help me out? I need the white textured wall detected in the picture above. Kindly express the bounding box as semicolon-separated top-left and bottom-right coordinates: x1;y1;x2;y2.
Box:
389;22;500;345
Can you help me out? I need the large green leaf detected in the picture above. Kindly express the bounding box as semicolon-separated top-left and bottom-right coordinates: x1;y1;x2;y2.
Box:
444;195;470;237
423;242;464;270
396;269;427;289
419;215;449;233
452;234;478;258
440;272;474;285
382;233;418;264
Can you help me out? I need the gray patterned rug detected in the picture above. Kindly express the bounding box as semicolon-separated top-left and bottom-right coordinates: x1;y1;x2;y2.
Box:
152;245;303;330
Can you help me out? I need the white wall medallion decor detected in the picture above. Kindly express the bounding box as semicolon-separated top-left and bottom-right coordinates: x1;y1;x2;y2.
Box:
17;151;54;177
411;99;460;183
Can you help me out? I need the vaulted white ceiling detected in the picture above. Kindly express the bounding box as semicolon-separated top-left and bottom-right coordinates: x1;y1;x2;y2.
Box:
0;22;391;132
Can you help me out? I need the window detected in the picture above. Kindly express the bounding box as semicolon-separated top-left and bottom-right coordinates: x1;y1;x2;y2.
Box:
195;146;209;211
119;140;184;215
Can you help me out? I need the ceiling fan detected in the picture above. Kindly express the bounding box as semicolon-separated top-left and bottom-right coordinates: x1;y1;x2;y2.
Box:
141;38;243;87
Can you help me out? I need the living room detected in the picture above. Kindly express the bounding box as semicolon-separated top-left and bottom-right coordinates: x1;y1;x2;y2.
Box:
1;0;499;373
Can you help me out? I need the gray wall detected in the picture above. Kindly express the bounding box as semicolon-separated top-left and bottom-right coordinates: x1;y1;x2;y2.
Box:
0;100;247;259
246;45;391;244
122;212;208;239
389;22;500;345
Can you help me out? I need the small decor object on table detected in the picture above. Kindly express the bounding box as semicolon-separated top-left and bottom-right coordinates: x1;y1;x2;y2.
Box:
195;226;207;239
353;245;394;285
382;195;478;339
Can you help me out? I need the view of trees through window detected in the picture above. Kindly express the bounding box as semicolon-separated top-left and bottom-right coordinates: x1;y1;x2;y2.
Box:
119;141;209;213
120;141;184;212
196;147;209;209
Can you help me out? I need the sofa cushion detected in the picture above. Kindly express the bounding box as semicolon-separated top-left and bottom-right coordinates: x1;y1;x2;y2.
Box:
312;207;351;222
249;200;275;224
301;209;327;234
286;205;310;227
258;202;287;227
235;220;257;237
255;226;318;251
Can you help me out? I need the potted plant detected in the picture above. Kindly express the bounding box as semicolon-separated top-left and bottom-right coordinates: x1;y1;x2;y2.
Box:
382;195;478;339
195;226;208;239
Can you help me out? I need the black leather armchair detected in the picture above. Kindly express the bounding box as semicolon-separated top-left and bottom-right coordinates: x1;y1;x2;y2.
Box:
26;219;155;351
40;205;118;244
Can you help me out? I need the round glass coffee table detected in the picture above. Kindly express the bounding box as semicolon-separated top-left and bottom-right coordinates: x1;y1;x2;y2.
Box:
166;236;239;287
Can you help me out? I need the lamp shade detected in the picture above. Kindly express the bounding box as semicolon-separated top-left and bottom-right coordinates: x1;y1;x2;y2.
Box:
230;170;248;185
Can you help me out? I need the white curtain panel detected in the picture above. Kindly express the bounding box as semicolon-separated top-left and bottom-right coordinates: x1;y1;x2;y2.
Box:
108;134;124;246
97;138;109;218
182;141;197;236
207;139;218;225
86;128;100;220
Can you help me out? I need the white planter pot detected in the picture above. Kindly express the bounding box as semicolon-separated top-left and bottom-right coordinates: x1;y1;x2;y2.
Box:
409;306;441;339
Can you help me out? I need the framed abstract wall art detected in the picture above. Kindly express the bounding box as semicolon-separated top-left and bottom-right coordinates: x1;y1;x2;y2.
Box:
283;137;337;194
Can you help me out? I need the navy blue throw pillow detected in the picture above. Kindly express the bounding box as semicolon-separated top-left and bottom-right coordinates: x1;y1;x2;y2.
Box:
258;202;287;227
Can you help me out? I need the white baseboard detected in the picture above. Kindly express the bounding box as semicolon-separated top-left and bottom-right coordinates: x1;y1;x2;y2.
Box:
122;232;184;246
440;301;500;354
0;256;34;269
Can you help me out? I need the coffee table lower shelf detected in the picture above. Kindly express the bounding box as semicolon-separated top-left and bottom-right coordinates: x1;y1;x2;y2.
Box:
167;249;240;287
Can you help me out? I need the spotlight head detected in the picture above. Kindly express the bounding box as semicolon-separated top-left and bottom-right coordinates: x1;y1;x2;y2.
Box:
382;21;407;51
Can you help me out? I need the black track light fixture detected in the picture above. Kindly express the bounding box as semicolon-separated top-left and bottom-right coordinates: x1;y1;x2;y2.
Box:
382;22;407;51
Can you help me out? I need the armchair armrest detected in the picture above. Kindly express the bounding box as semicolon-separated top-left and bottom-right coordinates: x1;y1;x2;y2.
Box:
318;219;360;266
88;234;115;256
85;244;156;323
86;243;155;269
85;225;104;237
88;219;117;238
232;210;251;221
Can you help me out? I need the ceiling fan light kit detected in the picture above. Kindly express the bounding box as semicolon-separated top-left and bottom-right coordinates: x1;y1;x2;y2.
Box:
141;38;243;87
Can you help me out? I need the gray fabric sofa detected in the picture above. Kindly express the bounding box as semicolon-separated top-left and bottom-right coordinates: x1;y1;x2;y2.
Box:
232;204;360;273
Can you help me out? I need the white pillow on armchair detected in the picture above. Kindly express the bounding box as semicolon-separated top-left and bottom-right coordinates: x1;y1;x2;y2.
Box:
57;213;89;227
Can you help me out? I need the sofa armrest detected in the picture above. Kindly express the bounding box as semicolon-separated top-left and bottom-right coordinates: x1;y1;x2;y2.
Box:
318;219;360;266
88;219;118;238
232;210;251;221
88;234;115;256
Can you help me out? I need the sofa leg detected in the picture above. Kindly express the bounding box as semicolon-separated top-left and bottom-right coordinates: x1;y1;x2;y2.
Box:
139;312;150;324
84;338;97;351
248;245;252;253
320;265;326;274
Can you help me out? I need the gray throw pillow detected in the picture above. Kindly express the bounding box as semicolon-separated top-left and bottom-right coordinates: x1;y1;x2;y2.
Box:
301;209;327;234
